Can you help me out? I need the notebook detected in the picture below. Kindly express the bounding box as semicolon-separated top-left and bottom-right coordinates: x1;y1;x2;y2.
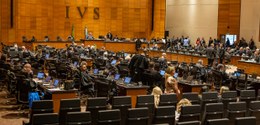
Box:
124;77;131;84
37;72;44;79
160;70;165;76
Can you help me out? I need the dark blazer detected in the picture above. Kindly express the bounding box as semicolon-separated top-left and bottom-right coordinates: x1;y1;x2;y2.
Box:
206;47;216;59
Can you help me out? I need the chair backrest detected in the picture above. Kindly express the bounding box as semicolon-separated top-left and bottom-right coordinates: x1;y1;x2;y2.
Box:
153;106;175;125
136;95;154;105
159;94;178;106
60;98;81;109
176;121;201;125
87;97;107;125
154;106;175;117
227;101;247;112
127;107;149;125
31;100;53;113
235;116;256;125
112;96;131;108
179;105;201;122
206;118;229;125
98;109;121;125
66;111;92;125
87;97;107;109
205;103;224;113
60;98;81;125
201;91;218;101
240;90;256;99
181;105;201;115
112;96;131;125
182;92;199;104
222;91;237;99
31;113;59;125
249;100;260;111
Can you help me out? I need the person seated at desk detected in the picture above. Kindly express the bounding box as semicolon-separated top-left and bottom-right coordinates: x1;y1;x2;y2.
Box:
245;47;252;57
22;36;27;42
56;36;63;41
235;47;245;56
106;31;113;40
164;66;180;96
78;63;95;96
30;36;37;42
67;35;74;42
20;46;32;59
252;49;260;62
19;63;40;109
86;32;94;40
43;36;50;42
158;53;167;70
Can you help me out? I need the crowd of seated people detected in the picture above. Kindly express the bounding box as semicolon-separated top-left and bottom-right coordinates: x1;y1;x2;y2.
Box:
143;36;260;65
0;37;259;111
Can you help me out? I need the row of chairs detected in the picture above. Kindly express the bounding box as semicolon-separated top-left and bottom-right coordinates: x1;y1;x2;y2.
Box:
177;117;257;125
25;108;258;125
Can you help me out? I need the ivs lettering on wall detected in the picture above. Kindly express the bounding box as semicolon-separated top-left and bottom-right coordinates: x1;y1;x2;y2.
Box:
66;6;100;20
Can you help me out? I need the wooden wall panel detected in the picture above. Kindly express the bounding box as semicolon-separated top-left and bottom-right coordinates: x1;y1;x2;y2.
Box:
0;0;165;45
218;0;241;40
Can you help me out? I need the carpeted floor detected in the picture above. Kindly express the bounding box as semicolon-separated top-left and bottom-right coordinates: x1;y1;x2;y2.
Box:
0;91;29;125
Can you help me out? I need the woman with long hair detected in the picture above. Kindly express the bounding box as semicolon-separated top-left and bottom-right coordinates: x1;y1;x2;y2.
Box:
164;66;180;96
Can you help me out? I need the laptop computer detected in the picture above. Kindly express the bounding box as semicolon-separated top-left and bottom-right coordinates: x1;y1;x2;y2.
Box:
234;72;241;77
93;69;99;75
114;74;120;80
73;61;78;67
124;77;131;85
45;53;50;59
160;70;165;76
111;60;117;65
53;79;59;88
37;72;44;79
174;72;178;78
45;76;51;82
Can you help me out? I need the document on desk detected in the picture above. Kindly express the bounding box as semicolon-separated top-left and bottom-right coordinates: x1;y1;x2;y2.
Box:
48;88;61;91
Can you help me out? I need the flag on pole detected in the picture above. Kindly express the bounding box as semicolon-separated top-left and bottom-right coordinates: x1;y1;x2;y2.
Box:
84;26;88;39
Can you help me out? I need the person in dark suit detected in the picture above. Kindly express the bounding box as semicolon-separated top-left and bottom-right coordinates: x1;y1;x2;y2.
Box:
206;43;216;67
218;43;225;64
106;31;113;40
135;38;142;51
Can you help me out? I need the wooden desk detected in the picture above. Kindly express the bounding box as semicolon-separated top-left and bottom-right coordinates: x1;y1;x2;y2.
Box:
23;40;103;51
237;60;260;76
117;84;149;108
178;81;212;94
49;89;77;113
39;85;77;113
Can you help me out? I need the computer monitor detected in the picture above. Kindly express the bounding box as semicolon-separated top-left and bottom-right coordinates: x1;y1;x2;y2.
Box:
111;60;117;65
37;72;44;79
45;54;50;59
174;72;178;78
93;69;99;74
160;70;165;76
124;77;131;84
114;74;120;80
53;79;59;87
234;72;241;77
45;76;51;82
